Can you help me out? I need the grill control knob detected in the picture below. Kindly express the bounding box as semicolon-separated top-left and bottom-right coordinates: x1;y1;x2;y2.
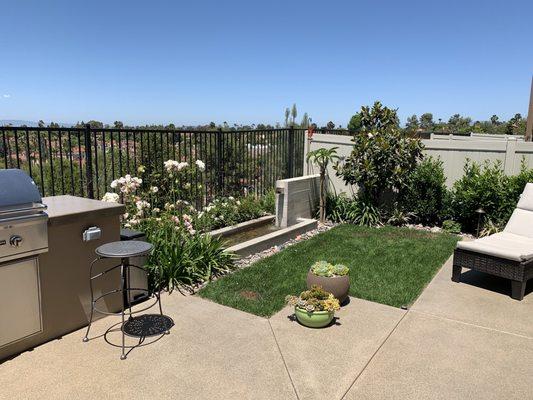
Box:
9;235;23;247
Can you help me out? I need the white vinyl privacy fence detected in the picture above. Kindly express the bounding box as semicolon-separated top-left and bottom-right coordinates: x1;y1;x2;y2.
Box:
305;133;533;194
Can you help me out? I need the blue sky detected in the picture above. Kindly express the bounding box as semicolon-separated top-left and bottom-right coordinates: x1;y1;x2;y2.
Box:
1;0;532;127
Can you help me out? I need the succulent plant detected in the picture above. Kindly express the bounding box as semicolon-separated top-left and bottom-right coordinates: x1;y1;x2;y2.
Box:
310;260;350;277
286;285;340;312
330;264;349;276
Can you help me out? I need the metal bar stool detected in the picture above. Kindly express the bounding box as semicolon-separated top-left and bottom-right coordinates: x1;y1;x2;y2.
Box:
83;240;174;360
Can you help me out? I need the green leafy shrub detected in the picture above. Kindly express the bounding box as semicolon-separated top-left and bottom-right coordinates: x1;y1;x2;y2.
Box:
449;160;512;232
507;159;533;209
355;198;382;227
325;193;382;226
260;189;276;215
335;101;423;204
442;220;461;234
400;157;447;224
325;193;360;223
385;205;414;226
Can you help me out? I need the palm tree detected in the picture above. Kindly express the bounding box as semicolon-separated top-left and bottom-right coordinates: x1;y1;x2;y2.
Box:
306;147;339;223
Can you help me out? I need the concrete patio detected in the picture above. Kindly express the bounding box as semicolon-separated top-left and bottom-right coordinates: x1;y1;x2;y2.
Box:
1;256;532;400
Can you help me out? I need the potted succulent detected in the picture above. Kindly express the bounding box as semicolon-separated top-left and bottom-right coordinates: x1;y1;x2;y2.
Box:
306;261;350;304
286;285;340;328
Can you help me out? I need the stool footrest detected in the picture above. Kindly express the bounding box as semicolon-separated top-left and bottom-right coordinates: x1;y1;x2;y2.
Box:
122;314;174;338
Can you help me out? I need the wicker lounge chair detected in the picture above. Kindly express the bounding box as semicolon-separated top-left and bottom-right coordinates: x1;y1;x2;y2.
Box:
452;183;533;300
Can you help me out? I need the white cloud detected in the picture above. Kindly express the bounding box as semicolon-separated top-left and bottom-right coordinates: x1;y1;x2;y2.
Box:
2;94;11;98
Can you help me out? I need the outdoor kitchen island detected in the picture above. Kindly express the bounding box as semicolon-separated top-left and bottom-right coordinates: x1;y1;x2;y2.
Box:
0;195;124;361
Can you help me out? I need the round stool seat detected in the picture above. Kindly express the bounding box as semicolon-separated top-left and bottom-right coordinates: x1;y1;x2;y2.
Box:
95;241;153;258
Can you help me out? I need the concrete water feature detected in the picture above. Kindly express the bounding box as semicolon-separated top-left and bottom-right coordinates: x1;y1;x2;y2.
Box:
275;174;320;227
208;175;322;257
209;215;317;257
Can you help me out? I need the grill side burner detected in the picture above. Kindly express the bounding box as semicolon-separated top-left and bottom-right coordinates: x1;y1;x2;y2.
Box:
0;169;49;348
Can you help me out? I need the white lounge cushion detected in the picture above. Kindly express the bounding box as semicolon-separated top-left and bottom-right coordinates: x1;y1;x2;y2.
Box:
517;183;533;211
457;232;533;262
504;208;533;238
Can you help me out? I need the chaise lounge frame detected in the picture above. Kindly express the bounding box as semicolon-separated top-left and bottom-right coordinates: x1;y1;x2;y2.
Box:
452;248;533;301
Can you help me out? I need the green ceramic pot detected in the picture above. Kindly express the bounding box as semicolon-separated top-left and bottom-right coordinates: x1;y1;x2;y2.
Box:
294;306;335;328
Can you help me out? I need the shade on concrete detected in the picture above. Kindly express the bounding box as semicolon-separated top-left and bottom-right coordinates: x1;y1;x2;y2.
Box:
411;256;533;337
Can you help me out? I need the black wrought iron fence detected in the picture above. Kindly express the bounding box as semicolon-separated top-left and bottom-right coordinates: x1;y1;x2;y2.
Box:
0;126;305;207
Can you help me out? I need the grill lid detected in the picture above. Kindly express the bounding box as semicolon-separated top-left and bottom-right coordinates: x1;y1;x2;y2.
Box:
0;169;44;215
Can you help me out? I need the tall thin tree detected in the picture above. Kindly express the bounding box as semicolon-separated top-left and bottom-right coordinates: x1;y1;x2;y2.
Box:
291;104;297;125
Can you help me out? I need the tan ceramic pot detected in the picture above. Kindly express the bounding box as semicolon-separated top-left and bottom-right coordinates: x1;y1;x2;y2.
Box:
306;271;350;304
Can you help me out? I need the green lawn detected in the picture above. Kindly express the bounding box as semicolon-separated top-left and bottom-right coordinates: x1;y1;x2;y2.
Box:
198;224;459;317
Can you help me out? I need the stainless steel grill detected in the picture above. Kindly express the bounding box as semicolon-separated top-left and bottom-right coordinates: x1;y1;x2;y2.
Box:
0;169;49;348
0;169;48;262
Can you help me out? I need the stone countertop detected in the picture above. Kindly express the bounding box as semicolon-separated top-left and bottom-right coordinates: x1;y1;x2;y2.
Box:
42;195;125;225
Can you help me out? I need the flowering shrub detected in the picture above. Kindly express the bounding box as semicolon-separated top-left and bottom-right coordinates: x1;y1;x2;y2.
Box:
101;157;275;290
110;174;143;194
310;261;349;277
285;285;340;313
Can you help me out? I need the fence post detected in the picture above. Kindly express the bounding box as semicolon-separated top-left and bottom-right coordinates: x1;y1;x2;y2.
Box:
286;125;294;178
216;128;224;194
84;124;94;199
305;129;312;176
504;137;518;175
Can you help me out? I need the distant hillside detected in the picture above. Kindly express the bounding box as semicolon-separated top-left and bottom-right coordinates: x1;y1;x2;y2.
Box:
0;120;37;126
0;120;73;127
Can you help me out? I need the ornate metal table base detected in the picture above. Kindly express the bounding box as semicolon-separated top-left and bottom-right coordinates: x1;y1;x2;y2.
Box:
82;241;172;359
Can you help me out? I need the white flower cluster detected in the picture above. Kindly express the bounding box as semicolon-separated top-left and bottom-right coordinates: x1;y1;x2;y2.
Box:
163;159;206;174
122;200;150;228
136;200;150;211
101;192;119;203
195;159;206;171
164;160;189;173
110;175;142;194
